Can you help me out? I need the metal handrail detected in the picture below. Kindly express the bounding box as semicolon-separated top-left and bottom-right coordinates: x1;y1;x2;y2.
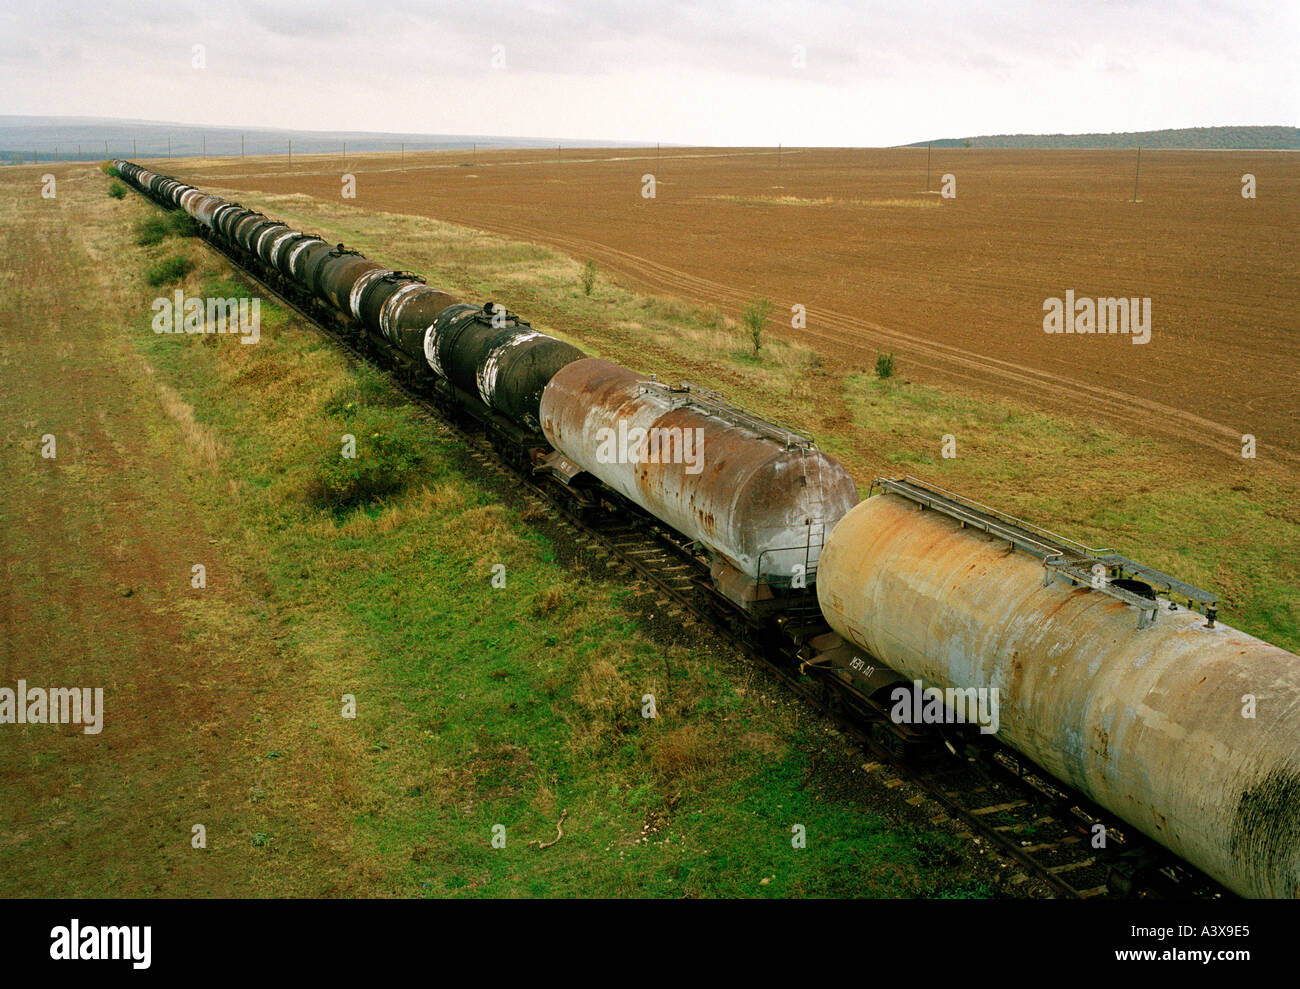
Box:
638;378;816;449
872;475;1219;628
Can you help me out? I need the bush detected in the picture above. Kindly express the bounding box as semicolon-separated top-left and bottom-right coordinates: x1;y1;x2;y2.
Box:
136;216;169;246
107;181;127;199
312;407;425;508
742;296;774;353
146;255;192;286
580;259;597;296
168;210;199;238
323;364;401;416
100;161;119;177
875;351;895;379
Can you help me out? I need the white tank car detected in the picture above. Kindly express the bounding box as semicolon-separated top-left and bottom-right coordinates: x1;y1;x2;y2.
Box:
817;478;1300;898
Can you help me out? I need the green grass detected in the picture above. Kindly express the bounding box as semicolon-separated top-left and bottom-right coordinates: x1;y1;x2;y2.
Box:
168;209;199;238
145;255;193;286
136;215;169;246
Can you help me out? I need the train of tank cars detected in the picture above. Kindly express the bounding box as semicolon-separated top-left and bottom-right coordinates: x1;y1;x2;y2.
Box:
112;159;1299;899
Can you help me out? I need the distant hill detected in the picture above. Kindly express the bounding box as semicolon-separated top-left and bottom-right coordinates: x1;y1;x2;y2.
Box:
908;126;1298;150
0;115;641;165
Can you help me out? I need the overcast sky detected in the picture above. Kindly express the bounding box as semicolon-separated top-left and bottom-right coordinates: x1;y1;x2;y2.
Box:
3;0;1296;145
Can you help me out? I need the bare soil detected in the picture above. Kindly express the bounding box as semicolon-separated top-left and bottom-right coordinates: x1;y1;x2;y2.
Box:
187;146;1300;467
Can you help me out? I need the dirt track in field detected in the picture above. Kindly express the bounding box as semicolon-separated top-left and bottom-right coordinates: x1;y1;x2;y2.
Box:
179;147;1299;467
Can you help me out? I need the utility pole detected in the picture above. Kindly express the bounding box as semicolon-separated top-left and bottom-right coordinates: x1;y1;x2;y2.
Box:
105;140;109;157
926;142;932;192
133;137;136;157
1132;146;1142;203
473;142;477;165
288;138;292;164
401;142;404;168
241;134;245;158
343;141;347;169
777;143;782;186
202;134;205;158
168;135;172;161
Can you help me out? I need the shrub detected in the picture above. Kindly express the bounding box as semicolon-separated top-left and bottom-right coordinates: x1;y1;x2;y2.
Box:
146;255;192;286
323;364;401;416
107;181;127;199
100;161;119;177
875;351;895;379
311;407;425;508
742;296;774;353
580;259;597;296
136;216;169;246
168;210;199;238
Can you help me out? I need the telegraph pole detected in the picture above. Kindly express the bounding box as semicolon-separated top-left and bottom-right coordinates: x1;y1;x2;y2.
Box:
926;142;932;192
241;134;245;158
1132;146;1142;203
288;139;292;164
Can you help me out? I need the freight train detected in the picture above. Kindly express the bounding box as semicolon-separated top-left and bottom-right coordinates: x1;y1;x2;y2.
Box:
111;160;1300;899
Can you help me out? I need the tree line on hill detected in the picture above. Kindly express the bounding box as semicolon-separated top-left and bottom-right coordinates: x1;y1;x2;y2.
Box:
910;126;1298;150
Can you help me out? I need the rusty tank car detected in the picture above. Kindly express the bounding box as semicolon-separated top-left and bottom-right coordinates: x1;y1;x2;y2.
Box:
816;476;1300;899
539;358;860;610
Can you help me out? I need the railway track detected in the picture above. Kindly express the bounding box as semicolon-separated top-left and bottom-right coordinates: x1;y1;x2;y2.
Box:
131;182;1229;901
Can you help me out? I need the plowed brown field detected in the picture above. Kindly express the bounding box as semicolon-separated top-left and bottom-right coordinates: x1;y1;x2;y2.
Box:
178;147;1299;466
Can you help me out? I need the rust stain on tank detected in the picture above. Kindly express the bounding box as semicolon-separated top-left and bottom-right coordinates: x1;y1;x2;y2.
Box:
540;358;858;583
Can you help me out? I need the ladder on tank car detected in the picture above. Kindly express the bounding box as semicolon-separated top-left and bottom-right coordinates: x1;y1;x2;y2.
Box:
870;476;1218;631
